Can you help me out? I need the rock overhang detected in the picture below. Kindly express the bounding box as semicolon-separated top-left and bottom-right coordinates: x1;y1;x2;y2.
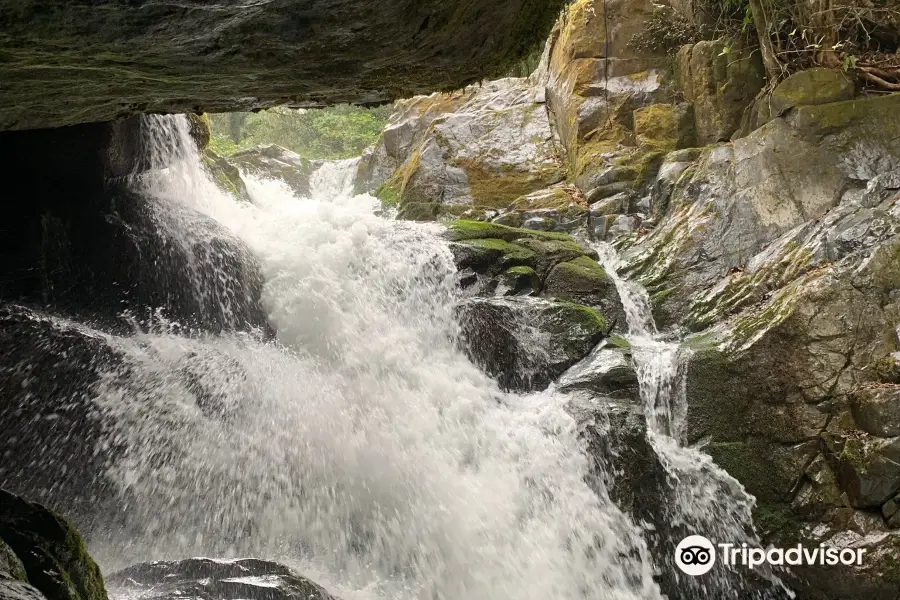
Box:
0;0;567;131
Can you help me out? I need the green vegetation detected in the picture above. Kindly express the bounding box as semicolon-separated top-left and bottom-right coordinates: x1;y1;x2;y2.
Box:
208;104;393;160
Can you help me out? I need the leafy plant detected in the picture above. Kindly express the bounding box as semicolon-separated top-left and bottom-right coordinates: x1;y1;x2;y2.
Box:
208;104;393;159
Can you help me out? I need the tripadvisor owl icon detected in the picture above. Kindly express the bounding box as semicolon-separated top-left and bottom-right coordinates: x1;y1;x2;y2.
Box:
675;535;716;576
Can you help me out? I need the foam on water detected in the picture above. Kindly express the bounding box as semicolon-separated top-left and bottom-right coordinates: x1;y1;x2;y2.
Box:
87;116;662;600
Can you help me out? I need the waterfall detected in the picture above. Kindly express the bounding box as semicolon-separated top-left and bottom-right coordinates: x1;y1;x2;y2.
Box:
594;242;793;599
81;115;664;600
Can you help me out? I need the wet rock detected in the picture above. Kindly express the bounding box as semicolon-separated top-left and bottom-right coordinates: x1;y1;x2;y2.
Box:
0;116;269;333
557;341;638;399
0;304;255;540
203;149;251;202
883;495;900;521
229;145;316;198
0;490;107;600
456;296;606;391
543;255;618;307
852;386;900;438
835;436;900;508
491;185;589;233
624;93;900;328
106;558;334;600
648;148;701;219
0;0;565;131
0;306;125;532
105;188;270;332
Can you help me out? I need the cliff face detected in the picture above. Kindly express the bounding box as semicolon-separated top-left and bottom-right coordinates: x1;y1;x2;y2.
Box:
364;0;900;596
0;0;565;131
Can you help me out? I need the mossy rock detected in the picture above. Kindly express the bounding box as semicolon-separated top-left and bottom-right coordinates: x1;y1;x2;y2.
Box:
397;201;440;221
542;255;609;302
456;297;606;391
186;113;211;151
450;238;537;273
769;68;855;117
0;490;107;600
633;103;695;152
203;149;250;202
443;220;575;243
500;266;539;294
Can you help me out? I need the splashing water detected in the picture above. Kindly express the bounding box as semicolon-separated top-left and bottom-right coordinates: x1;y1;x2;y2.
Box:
79;115;666;600
594;242;792;599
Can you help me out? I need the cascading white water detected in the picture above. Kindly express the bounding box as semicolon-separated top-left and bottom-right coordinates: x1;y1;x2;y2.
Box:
594;243;792;599
87;115;666;600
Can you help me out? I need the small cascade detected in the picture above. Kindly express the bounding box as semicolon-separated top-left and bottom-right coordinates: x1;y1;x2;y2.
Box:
113;115;268;332
594;242;792;599
309;157;360;201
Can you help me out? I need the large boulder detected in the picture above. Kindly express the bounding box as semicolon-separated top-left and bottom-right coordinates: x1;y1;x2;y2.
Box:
106;559;334;600
444;220;624;323
0;0;565;131
0;306;125;532
624;93;900;329
543;0;681;209
358;79;565;218
0;490;107;600
0;304;254;545
456;296;606;391
229;145;317;198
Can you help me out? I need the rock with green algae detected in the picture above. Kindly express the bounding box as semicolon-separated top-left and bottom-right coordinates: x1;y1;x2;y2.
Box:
622;93;900;330
202;149;251;202
186;113;211;151
0;490;107;600
543;256;612;303
754;67;856;130
0;0;566;131
456;296;606;391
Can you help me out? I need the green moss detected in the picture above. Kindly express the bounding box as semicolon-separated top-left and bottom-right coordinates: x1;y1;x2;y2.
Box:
506;265;538;277
458;238;536;266
186;112;211;150
607;334;632;351
375;183;400;208
202;149;248;201
542;255;610;303
501;265;539;290
444;219;574;243
752;503;804;543
458;160;565;209
559;302;607;332
0;490;108;600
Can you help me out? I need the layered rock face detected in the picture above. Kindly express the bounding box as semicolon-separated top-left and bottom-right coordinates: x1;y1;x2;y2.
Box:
0;0;566;131
362;0;900;596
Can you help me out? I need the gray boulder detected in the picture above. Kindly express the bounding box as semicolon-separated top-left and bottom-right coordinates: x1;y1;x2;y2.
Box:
107;558;334;600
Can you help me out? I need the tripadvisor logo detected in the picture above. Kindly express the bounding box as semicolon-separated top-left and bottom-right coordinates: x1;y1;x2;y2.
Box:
675;535;716;576
674;535;867;576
